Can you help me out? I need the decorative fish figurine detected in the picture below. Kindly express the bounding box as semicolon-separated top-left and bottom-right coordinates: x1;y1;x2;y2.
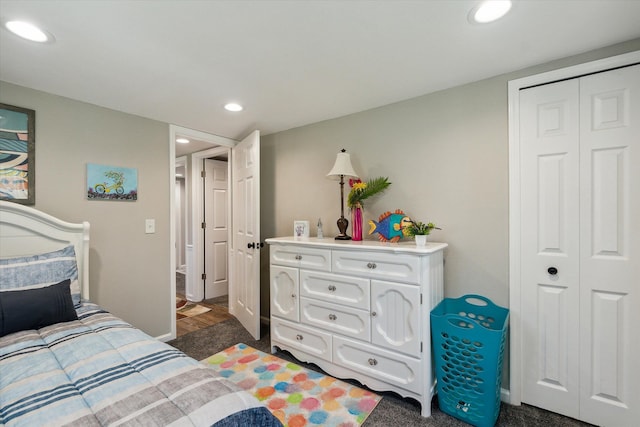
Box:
368;209;413;242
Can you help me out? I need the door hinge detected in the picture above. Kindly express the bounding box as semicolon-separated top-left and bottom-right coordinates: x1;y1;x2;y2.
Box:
201;170;206;178
421;341;423;353
201;273;206;280
420;294;423;305
201;222;206;229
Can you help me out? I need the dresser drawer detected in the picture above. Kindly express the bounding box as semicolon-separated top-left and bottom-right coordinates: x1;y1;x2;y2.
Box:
300;270;370;310
333;336;422;394
270;245;331;271
271;317;332;362
300;297;370;341
332;250;421;284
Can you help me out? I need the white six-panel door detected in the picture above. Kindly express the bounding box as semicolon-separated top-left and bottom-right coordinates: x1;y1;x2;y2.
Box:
578;65;639;426
231;130;261;340
520;64;639;426
204;159;229;299
520;78;581;418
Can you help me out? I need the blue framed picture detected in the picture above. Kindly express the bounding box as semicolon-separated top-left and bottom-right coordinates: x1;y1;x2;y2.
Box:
87;163;138;201
0;103;35;205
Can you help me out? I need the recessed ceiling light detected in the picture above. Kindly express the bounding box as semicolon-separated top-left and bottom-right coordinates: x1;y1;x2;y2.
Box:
469;0;512;24
176;138;190;144
4;20;54;43
224;103;243;112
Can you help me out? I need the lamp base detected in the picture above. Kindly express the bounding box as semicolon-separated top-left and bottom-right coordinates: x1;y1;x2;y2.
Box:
335;234;352;240
335;216;351;240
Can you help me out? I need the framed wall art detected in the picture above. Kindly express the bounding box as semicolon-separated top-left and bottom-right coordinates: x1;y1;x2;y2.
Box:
293;220;310;239
87;163;138;201
0;103;36;204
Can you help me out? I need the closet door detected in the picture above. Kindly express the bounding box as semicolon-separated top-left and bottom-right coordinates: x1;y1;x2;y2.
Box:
520;64;639;426
578;64;640;426
520;79;581;419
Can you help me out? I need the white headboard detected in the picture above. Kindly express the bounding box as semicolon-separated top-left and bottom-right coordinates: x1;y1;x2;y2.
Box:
0;201;90;300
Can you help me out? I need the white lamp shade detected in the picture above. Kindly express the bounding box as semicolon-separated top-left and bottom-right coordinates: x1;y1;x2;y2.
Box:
327;152;358;178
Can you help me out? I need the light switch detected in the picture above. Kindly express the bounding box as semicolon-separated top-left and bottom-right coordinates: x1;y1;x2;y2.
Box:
145;219;155;234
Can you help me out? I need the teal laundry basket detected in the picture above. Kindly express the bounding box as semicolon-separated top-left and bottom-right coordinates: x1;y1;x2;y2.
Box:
431;295;509;427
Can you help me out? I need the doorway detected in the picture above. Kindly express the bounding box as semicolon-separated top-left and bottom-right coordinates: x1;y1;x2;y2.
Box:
169;126;262;341
169;125;236;340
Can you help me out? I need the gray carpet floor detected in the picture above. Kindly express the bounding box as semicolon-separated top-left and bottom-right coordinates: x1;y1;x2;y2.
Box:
167;317;594;426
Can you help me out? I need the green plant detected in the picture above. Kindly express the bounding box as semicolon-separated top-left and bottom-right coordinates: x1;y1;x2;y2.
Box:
347;176;391;209
406;221;440;236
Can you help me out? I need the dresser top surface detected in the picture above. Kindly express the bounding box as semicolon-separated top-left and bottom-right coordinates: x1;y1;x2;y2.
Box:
265;236;447;254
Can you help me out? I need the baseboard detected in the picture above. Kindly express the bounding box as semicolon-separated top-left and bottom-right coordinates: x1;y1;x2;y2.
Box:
156;332;174;342
501;387;511;404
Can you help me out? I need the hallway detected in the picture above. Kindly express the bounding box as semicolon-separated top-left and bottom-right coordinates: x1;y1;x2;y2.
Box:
176;272;232;337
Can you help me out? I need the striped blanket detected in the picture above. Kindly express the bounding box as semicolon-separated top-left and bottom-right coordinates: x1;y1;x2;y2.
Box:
0;303;281;427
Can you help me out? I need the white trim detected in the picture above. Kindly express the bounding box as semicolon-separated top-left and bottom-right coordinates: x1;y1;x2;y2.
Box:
171;125;236;148
170;124;236;339
169;126;177;340
190;145;234;302
507;50;640;406
155;332;174;342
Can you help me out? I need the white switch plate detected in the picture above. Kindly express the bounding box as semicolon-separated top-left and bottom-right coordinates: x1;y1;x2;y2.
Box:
145;219;155;234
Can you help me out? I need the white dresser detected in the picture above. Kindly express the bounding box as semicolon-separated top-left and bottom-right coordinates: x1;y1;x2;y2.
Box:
265;237;447;417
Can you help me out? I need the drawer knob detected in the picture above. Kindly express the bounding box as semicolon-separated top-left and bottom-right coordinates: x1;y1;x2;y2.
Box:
291;293;296;298
368;358;378;366
328;285;336;292
371;311;377;317
295;255;302;260
367;262;377;269
329;314;337;321
296;334;303;341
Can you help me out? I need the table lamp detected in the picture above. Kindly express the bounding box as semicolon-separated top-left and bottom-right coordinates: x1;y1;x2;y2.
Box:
327;149;358;240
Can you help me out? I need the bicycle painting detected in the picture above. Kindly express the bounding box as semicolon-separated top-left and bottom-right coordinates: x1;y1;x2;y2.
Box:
87;163;137;201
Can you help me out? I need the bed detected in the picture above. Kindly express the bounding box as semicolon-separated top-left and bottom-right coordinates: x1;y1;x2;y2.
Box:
0;201;282;427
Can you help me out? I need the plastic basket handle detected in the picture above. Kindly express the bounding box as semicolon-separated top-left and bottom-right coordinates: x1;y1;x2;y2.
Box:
443;314;488;330
461;294;495;308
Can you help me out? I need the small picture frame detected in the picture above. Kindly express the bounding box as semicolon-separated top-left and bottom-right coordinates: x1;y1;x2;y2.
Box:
294;220;310;239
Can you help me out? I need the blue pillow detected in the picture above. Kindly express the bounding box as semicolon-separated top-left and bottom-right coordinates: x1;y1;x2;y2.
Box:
0;245;81;307
0;279;78;337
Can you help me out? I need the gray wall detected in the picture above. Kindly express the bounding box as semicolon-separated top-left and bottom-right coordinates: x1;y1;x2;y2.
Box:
0;82;171;337
260;40;640;385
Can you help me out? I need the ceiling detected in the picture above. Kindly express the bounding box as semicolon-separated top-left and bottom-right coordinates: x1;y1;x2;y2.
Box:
1;1;640;146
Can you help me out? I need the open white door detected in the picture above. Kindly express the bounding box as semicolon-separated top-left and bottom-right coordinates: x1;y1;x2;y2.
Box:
231;130;261;339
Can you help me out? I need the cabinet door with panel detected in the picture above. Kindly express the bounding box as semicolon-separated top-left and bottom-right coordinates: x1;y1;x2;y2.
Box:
371;280;421;356
271;265;299;322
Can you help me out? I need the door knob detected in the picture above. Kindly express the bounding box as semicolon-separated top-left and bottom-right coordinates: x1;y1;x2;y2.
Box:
548;267;558;275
